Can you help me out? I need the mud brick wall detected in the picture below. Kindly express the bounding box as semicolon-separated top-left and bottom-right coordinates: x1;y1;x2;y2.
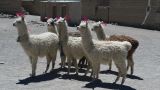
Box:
0;0;22;14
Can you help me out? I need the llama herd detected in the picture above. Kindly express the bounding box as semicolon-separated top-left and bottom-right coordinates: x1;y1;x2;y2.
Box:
13;16;139;85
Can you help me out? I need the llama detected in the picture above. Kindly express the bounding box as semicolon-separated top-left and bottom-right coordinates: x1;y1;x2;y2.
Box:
55;17;88;75
47;18;86;68
47;18;81;37
92;21;139;75
47;18;58;34
47;18;66;68
77;21;132;85
13;17;59;77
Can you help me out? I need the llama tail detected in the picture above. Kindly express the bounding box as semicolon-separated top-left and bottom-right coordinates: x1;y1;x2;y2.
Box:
132;40;139;50
123;41;132;51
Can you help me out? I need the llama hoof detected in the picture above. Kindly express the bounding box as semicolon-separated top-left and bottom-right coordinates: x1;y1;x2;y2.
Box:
67;72;70;75
121;82;124;85
113;81;116;84
75;73;78;76
50;69;54;72
43;71;47;74
30;74;35;77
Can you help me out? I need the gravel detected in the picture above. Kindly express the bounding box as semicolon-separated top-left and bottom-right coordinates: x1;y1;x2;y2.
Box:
0;15;160;90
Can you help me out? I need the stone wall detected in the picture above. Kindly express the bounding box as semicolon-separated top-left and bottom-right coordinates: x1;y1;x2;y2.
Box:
81;0;160;29
22;0;43;15
40;1;81;25
0;0;22;14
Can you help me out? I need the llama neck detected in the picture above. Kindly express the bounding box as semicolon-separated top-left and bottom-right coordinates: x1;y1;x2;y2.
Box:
17;25;29;42
96;27;107;40
81;28;94;52
59;23;68;45
48;25;58;34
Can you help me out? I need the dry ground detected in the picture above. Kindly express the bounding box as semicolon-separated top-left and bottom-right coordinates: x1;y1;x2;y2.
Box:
0;15;160;90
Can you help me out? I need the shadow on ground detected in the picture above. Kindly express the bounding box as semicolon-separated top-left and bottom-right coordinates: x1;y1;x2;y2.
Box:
100;70;143;80
83;79;136;90
16;68;62;85
58;67;92;82
16;67;90;85
60;74;93;82
59;67;86;74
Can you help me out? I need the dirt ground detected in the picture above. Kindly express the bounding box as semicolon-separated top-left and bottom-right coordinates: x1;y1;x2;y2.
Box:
0;15;160;90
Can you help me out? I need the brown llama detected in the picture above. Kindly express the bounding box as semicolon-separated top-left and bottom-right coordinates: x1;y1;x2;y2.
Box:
92;22;139;75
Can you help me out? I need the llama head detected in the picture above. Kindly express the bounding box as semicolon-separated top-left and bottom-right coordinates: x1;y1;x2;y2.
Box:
55;17;67;31
91;21;102;32
47;18;56;26
13;17;27;30
77;21;89;33
13;16;25;27
47;18;56;30
13;16;28;36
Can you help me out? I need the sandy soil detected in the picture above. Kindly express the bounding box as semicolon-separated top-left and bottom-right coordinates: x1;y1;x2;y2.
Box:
0;15;160;90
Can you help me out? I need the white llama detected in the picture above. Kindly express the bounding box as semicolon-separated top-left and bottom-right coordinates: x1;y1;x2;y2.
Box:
55;17;88;75
92;21;139;75
78;21;132;85
13;17;59;77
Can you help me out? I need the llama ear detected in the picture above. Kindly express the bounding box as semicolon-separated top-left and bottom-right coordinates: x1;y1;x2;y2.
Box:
21;16;24;21
63;18;65;21
86;22;88;27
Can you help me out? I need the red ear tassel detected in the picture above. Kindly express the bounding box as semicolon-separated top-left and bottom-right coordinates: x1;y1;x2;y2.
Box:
102;21;107;26
45;16;51;20
16;12;25;17
56;16;60;20
48;16;51;19
82;16;88;22
64;15;71;21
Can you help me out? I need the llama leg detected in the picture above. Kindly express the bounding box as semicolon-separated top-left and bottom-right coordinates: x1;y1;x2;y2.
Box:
61;55;66;68
121;74;127;85
30;57;38;77
127;55;130;72
92;63;97;80
44;55;51;73
51;51;57;71
81;56;86;66
91;67;95;79
60;45;66;68
95;63;100;79
60;51;66;68
29;56;32;64
113;59;122;84
78;58;82;65
78;56;86;69
85;58;88;65
118;58;127;85
127;55;134;75
108;59;112;71
73;58;79;75
130;55;134;75
67;58;72;75
85;60;91;76
114;71;121;84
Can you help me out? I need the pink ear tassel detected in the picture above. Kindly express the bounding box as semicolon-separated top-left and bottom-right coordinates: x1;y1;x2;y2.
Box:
65;15;71;21
16;12;25;17
102;21;107;26
45;16;51;20
82;16;88;22
56;16;60;20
